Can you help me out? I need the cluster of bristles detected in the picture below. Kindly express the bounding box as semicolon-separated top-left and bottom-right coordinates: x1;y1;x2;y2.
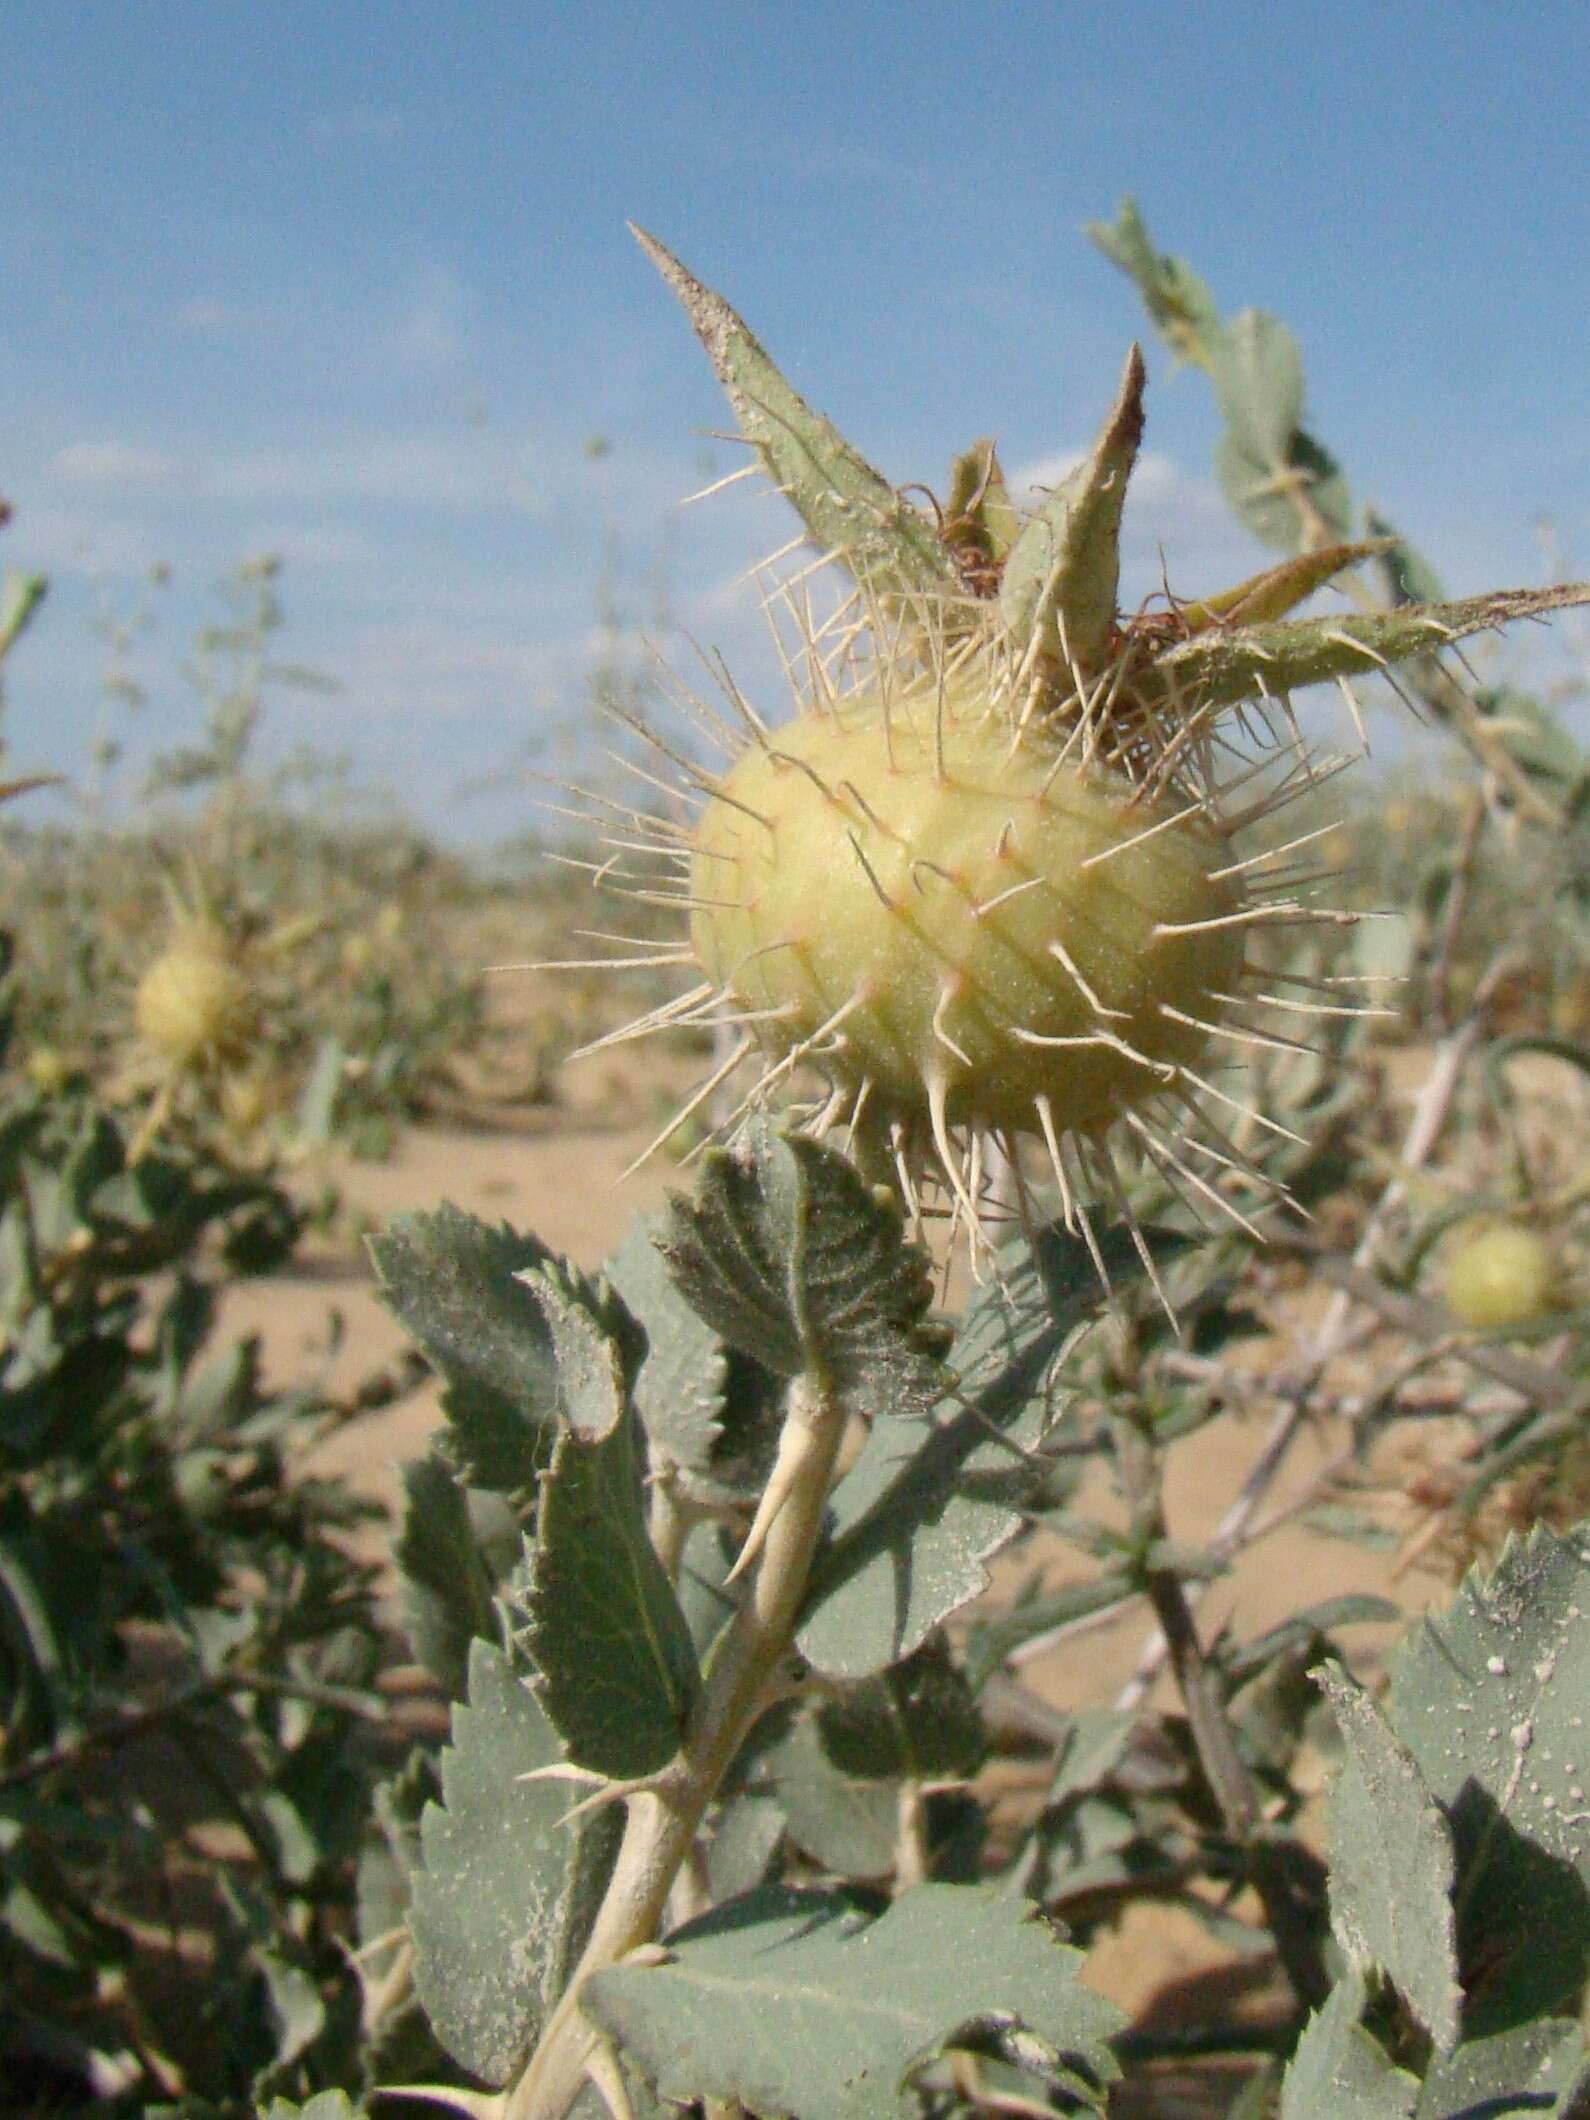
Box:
524;563;1386;1312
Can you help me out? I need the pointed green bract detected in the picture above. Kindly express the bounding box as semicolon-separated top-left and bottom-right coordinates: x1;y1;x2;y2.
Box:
1141;585;1590;716
998;344;1145;670
633;226;959;606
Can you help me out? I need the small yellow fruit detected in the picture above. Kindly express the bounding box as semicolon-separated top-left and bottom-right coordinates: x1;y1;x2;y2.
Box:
24;1046;69;1095
135;934;254;1071
1441;1221;1558;1331
691;691;1246;1146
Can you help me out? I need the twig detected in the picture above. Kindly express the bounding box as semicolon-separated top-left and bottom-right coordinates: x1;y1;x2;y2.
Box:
1112;949;1520;1710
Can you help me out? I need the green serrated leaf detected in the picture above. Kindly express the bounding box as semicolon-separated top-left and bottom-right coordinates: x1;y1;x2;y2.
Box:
796;1221;1130;1679
396;1453;500;1696
523;1261;635;1441
1415;2019;1585;2117
517;1398;700;1779
586;1883;1122;2119
1316;1660;1461;2052
605;1213;725;1473
634;227;959;607
998;345;1144;669
1280;1975;1419;2120
1142;586;1590;717
410;1639;621;2087
1384;1523;1590;2035
660;1132;941;1427
370;1205;557;1491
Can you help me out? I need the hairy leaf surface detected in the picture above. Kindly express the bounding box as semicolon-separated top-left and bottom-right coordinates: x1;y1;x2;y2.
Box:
410;1640;621;2087
1385;1524;1590;2034
586;1883;1122;2118
370;1205;556;1491
1317;1660;1461;2051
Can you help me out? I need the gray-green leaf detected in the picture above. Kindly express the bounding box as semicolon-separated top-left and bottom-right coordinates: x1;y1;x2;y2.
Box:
796;1220;1128;1678
396;1453;500;1696
370;1205;557;1492
1384;1523;1590;2035
1416;2019;1586;2117
605;1212;725;1473
585;1883;1122;2118
517;1399;700;1778
1316;1660;1461;2051
1280;1975;1419;2120
410;1639;622;2087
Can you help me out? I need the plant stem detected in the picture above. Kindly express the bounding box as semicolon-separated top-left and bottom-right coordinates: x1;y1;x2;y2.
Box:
1109;1393;1329;2010
506;1371;846;2120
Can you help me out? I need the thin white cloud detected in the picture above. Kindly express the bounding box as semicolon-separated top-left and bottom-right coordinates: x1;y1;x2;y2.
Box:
53;440;180;490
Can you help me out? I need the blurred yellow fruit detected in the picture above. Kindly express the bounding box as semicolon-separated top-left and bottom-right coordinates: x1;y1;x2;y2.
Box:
220;1070;274;1132
135;932;254;1071
1442;1221;1558;1331
24;1046;69;1095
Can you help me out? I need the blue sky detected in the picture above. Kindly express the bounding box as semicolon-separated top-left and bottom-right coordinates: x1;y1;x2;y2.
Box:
4;2;1586;845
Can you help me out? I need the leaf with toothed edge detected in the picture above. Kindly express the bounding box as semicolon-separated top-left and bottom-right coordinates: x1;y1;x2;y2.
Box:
409;1639;623;2088
368;1205;559;1492
584;1883;1123;2119
1280;1974;1419;2119
1381;1522;1590;2037
657;1129;944;1426
396;1453;500;1697
997;346;1145;670
633;225;960;607
1315;1659;1462;2052
514;1271;701;1777
796;1220;1149;1679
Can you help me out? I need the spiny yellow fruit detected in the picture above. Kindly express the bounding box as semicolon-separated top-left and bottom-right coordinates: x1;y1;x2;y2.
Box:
1442;1220;1559;1332
135;932;254;1072
692;693;1246;1144
532;230;1589;1269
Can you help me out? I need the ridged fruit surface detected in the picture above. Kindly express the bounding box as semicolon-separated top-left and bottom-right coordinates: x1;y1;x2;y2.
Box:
691;696;1246;1136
